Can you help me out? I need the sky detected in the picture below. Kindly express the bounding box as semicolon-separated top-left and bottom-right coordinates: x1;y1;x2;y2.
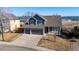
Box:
8;7;79;16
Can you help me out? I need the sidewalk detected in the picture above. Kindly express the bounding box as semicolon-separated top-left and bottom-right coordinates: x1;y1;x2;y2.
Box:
0;34;52;51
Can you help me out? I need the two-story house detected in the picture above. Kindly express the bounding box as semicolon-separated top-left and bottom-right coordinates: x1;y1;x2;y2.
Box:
25;14;62;35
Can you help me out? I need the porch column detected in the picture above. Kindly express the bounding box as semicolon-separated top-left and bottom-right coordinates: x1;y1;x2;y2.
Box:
57;27;59;35
43;28;45;35
30;29;32;34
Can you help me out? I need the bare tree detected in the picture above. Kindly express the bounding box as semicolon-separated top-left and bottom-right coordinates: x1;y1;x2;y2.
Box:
0;7;10;41
23;11;31;34
0;7;11;13
0;7;5;41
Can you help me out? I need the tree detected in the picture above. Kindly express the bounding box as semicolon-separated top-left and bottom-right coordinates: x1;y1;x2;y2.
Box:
0;8;5;41
0;7;10;41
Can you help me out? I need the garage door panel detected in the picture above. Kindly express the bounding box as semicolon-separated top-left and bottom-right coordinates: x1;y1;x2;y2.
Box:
31;28;43;35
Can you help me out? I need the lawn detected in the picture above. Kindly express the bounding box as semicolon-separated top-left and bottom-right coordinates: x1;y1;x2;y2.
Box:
38;34;72;51
0;33;20;42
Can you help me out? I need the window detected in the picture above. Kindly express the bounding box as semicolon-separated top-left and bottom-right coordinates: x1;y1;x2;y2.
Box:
29;20;35;24
29;18;36;25
37;20;44;25
52;27;58;31
49;27;52;31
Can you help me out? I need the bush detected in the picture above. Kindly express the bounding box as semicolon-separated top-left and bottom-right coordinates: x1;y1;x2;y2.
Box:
60;28;73;39
71;26;79;38
61;26;79;39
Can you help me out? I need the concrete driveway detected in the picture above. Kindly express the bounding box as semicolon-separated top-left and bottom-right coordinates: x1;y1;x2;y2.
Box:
11;34;42;46
0;34;51;51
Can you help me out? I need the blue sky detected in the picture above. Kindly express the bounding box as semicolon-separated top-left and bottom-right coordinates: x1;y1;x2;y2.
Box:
9;7;79;16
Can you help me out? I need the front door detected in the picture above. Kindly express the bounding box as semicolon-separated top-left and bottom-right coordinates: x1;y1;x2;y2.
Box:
45;27;48;33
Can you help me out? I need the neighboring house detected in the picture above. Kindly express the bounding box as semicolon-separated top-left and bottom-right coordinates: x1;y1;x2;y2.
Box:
18;16;28;28
25;14;62;35
0;13;20;32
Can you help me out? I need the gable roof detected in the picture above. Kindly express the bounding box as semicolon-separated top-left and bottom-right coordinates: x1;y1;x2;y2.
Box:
27;14;46;23
43;15;62;26
33;14;46;21
27;14;62;26
29;17;36;21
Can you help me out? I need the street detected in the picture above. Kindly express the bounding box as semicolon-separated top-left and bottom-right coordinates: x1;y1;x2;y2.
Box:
0;44;37;51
